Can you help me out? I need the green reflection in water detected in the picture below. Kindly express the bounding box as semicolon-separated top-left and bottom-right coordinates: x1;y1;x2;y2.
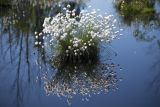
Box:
0;0;11;6
0;1;50;33
115;0;160;96
115;0;160;44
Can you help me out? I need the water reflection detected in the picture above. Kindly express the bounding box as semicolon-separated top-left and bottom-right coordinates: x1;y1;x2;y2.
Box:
43;61;119;105
115;0;160;42
115;0;158;25
148;42;160;98
1;0;120;107
0;0;89;72
114;0;160;102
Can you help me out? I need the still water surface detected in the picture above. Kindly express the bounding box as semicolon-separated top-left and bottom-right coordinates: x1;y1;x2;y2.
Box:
0;0;160;107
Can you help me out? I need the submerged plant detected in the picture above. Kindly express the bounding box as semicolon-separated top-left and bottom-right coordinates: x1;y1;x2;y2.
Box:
41;6;122;63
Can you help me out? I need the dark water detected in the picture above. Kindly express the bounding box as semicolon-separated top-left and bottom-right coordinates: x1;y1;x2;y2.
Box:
0;0;160;107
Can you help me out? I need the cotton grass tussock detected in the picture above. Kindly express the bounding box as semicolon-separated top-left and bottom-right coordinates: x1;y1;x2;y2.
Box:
41;6;122;64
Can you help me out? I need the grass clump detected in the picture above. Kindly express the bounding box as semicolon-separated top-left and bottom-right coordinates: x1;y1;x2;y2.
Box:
41;5;121;64
115;0;155;24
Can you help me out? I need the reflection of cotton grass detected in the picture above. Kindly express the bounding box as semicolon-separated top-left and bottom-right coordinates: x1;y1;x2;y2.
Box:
42;6;122;63
43;63;118;105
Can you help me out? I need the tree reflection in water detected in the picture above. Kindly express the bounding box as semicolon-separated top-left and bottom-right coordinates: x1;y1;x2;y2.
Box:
149;43;160;98
115;0;160;100
115;0;160;42
1;0;120;107
0;1;51;106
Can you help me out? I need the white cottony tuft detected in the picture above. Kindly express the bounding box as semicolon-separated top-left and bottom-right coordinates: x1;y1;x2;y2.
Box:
42;8;122;56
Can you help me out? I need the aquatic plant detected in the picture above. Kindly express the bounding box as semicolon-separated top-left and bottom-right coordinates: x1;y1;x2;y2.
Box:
115;0;155;25
41;6;121;63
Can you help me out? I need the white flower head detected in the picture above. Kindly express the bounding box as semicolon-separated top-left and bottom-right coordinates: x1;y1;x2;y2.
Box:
42;8;122;57
67;4;71;8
